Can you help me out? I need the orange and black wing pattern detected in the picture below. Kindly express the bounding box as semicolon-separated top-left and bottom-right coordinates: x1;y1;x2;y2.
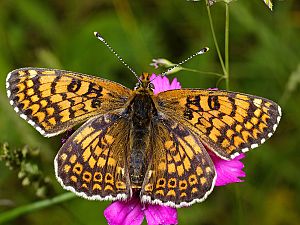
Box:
141;117;216;207
6;68;132;137
155;89;281;159
55;112;132;201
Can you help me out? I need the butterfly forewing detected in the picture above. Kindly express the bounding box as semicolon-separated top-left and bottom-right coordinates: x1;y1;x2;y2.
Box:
6;68;132;137
141;117;216;207
55;112;132;201
156;89;281;159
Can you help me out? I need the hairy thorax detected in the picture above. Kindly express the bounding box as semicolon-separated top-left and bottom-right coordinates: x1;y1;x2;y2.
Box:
128;93;157;186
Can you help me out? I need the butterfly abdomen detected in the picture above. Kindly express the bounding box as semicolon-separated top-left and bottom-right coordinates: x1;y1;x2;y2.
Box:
129;94;156;186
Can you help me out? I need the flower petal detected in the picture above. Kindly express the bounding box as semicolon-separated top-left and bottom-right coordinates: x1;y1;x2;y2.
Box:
104;199;144;225
144;204;178;225
150;74;181;94
209;152;246;186
169;77;181;90
207;87;218;91
150;58;173;69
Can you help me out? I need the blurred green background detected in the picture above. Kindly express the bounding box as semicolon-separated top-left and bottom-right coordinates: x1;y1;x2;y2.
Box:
0;0;299;224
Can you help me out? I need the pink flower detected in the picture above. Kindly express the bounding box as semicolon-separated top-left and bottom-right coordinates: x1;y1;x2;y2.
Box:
104;197;177;225
209;151;246;186
104;74;246;225
150;74;181;95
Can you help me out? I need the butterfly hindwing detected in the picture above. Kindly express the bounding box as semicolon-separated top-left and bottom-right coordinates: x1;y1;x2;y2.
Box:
156;89;281;159
141;117;216;207
55;112;132;201
6;68;132;137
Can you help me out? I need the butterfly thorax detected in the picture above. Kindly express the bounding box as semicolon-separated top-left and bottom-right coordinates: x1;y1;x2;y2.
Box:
129;73;156;186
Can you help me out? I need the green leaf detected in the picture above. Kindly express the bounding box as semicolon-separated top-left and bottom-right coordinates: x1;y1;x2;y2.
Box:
262;0;273;10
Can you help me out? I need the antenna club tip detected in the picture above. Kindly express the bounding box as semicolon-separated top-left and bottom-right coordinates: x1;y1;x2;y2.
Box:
201;47;209;53
197;47;209;55
94;32;105;42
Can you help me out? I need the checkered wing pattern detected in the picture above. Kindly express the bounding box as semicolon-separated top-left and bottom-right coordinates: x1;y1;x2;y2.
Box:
55;112;131;201
141;117;216;207
156;89;281;159
6;68;131;137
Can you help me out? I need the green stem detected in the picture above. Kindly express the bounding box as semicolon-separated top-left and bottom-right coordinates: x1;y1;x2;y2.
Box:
225;3;230;90
181;67;224;77
205;0;227;78
0;193;76;224
234;185;244;225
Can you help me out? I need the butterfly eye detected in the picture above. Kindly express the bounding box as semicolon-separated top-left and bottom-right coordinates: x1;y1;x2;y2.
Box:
148;83;155;90
134;82;141;90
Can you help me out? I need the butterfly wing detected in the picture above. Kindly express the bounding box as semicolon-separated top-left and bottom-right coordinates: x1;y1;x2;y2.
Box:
155;89;281;159
140;117;216;208
6;68;132;137
55;112;132;201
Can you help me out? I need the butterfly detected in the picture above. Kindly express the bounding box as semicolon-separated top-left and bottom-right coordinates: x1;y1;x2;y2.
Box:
6;67;281;208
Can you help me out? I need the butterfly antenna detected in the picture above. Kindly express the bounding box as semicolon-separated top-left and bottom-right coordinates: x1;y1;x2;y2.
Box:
161;47;209;77
94;32;141;82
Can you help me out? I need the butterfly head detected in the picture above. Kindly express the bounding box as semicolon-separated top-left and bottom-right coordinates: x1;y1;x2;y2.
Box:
134;72;154;94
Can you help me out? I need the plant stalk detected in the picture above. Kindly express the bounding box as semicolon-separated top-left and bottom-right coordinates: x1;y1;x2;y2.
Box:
205;0;227;79
225;3;230;90
0;193;76;223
